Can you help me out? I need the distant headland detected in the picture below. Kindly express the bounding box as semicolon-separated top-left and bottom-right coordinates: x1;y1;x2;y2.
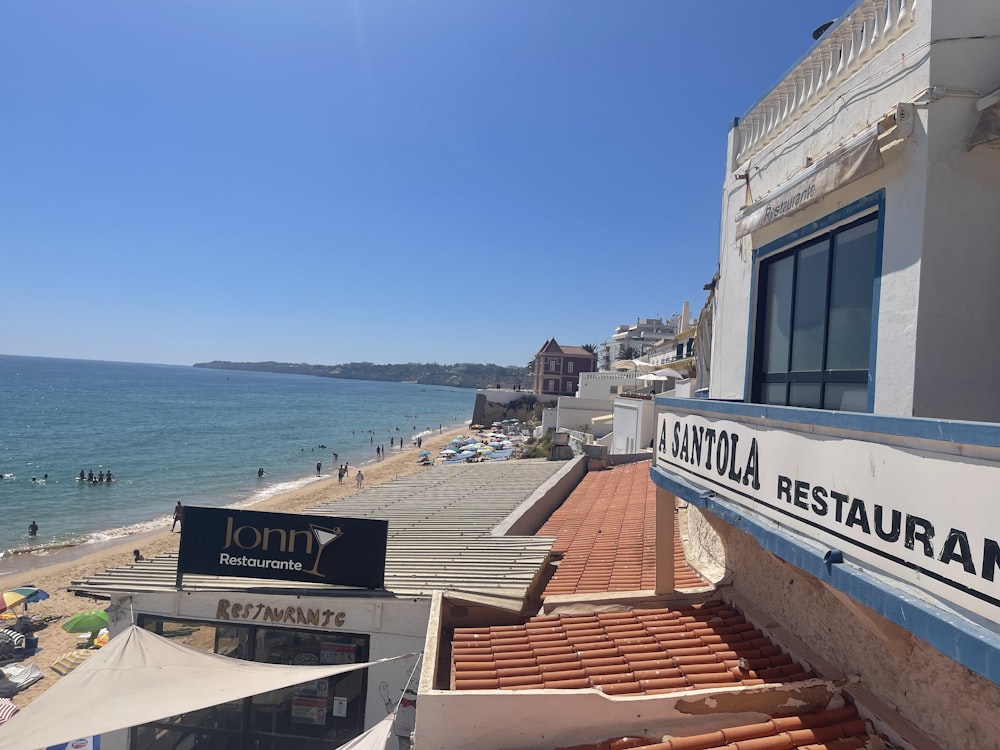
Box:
193;361;531;390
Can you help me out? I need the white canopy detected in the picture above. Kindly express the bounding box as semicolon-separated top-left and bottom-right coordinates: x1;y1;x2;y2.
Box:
0;625;415;750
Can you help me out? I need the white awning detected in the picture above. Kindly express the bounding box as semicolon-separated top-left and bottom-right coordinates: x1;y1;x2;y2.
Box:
736;124;884;238
0;625;415;750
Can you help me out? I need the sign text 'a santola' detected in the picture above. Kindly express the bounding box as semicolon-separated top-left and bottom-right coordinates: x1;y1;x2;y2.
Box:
656;410;1000;622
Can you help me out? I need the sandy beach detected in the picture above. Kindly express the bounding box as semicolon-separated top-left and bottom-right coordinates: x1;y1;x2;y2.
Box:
0;426;470;711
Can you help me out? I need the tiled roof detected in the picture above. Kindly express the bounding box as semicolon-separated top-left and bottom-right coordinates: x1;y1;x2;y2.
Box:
552;704;879;750
451;600;814;692
538;461;706;597
69;460;571;600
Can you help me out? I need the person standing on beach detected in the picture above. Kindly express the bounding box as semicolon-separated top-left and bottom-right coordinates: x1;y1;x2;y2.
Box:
172;502;184;532
28;521;38;537
316;461;322;476
356;470;364;489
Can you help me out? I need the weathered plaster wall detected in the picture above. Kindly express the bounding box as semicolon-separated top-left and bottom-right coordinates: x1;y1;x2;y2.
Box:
712;6;933;418
683;506;1000;748
912;6;1000;420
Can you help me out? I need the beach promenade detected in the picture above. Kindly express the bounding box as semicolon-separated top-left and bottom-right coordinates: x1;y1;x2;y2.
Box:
0;426;470;711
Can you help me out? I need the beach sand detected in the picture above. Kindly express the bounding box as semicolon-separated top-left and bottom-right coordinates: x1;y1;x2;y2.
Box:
0;427;469;711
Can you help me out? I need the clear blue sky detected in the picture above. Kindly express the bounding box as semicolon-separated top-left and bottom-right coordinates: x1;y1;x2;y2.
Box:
1;1;848;368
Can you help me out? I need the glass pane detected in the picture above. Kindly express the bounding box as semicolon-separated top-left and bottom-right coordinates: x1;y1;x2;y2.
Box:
789;383;823;408
827;218;877;370
762;382;788;405
251;629;368;746
824;382;868;412
762;255;794;373
134;724;232;750
790;240;830;372
140;618;250;660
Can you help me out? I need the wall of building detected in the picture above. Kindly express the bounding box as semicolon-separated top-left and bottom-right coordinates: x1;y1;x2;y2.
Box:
711;7;932;417
578;371;637;400
611;398;655;455
555;396;613;433
119;591;431;735
682;506;1000;749
912;7;1000;420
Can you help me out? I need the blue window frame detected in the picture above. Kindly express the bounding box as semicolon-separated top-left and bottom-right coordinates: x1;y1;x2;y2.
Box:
750;195;882;412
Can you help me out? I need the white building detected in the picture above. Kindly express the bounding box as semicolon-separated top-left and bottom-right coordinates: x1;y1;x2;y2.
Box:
653;1;1000;746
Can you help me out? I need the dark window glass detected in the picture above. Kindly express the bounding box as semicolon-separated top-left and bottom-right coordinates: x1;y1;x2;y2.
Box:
789;240;829;372
754;213;878;412
789;382;823;408
762;255;794;374
135;616;370;750
824;382;869;411
827;219;878;370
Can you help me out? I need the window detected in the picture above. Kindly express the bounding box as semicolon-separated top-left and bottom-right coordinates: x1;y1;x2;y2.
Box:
610;385;619;394
565;380;574;394
547;379;556;391
753;213;878;412
567;361;574;374
134;617;369;750
547;358;558;372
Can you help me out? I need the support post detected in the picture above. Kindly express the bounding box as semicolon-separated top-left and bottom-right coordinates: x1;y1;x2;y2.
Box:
654;485;676;594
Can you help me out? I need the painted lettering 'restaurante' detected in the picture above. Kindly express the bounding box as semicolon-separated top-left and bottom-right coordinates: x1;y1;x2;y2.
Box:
762;180;818;223
662;421;761;491
776;475;1000;583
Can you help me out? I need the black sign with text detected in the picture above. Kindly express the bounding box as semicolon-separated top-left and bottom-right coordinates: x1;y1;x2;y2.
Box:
178;507;387;589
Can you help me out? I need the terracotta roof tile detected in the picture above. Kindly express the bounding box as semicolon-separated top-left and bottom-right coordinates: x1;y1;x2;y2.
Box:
451;601;814;696
537;461;707;597
549;705;891;750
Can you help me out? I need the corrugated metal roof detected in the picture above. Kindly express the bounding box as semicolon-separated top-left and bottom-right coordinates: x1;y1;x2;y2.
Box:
69;459;572;603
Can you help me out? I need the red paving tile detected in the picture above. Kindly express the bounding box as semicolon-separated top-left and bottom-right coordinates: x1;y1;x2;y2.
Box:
451;600;815;695
537;461;707;598
550;704;889;749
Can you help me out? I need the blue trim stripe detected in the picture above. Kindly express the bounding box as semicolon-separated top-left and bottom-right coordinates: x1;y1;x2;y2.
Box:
651;464;1000;686
652;397;1000;450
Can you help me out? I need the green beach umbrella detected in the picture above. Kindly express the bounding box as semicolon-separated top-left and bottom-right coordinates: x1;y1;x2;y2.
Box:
62;609;110;647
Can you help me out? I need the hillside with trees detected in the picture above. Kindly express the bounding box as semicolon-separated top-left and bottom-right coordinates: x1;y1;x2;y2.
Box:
193;360;531;389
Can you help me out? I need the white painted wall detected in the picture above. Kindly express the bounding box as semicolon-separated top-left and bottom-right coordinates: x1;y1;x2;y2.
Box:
611;398;655;455
712;7;933;418
911;6;1000;420
555;396;613;432
578;371;637;400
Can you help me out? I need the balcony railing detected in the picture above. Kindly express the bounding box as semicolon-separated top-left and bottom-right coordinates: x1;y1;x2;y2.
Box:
734;0;915;166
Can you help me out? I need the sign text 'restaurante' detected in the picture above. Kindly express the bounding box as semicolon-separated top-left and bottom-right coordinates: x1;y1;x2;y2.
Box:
658;418;1000;590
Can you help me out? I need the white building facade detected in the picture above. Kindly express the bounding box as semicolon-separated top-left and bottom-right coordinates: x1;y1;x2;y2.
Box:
654;1;1000;746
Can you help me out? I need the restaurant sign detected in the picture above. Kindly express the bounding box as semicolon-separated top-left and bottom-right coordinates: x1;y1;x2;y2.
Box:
656;410;1000;622
178;507;387;588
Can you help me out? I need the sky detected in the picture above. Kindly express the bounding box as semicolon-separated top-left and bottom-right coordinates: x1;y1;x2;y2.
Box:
1;0;849;368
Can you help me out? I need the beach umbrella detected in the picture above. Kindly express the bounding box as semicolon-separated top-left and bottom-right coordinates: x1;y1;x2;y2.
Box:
62;609;110;646
458;450;476;458
51;648;95;676
0;587;38;615
417;450;431;456
6;585;49;611
440;449;457;455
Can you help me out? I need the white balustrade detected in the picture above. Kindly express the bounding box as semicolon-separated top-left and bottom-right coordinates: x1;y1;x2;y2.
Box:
734;0;915;165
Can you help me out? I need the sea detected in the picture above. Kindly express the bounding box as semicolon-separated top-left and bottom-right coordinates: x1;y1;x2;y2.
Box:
0;355;475;568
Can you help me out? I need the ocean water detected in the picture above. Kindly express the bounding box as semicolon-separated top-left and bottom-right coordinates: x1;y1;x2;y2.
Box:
0;355;475;563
